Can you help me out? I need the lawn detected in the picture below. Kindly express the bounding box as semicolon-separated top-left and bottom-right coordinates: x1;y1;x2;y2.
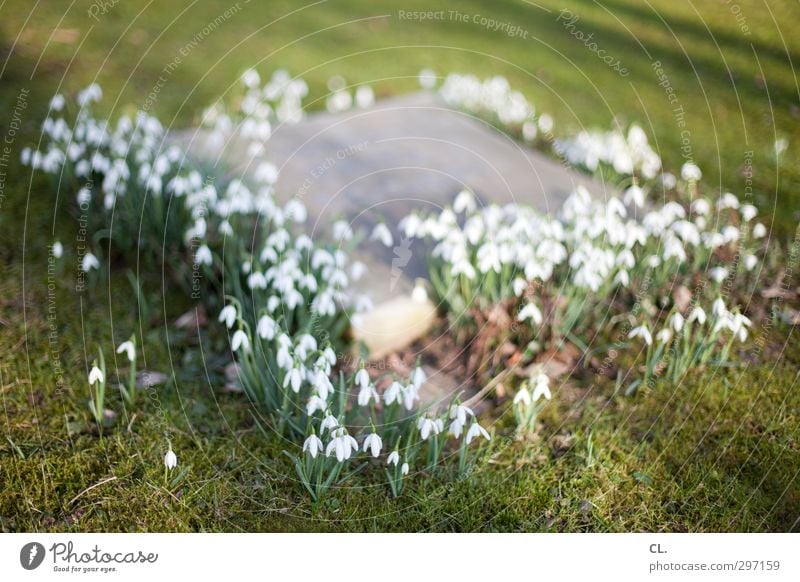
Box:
1;0;798;531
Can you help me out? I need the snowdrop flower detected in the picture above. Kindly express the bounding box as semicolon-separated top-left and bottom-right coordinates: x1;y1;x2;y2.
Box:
731;312;752;342
628;325;653;346
401;462;409;475
231;329;251;353
355;367;370;389
512;278;528;297
465;422;491;444
513;387;531;406
453;189;477;214
448;419;465;439
614;269;630;287
740;204;757;222
218;305;237;329
77;83;102;106
522;121;537;142
326;427;359;462
774;138;788;156
712;297;727;317
52;241;63;258
164;448;177;470
81;252;100;272
624;184;645;208
257;315;277;340
531;370;551;401
717;192;740;210
691;198;710;215
355;85;375;108
518;302;543;325
752;223;767;239
371;223;393;247
387;450;400;466
688;306;707;325
320;413;338;434
402;383;420;411
744;254;758;271
656;328;673;344
332;220;353;241
306;395;327;415
195;245;213;266
412;365;427;388
450;403;474;425
418;68;437;90
670;312;685;333
241;68;261;88
284;366;304;393
357;383;378;407
303;433;323;458
709;267;728;283
49;94;65;111
362;432;383;457
116;340;135;362
538;114;553;134
417;416;443;441
88;364;104;385
383;381;403;406
681;162;702;182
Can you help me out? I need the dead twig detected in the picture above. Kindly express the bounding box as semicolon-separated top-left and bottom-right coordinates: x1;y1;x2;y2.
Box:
69;476;118;506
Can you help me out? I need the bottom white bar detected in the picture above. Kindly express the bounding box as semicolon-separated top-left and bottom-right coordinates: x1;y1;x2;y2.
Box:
1;533;796;581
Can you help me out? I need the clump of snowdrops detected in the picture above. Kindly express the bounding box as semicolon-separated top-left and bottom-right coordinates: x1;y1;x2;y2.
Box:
401;174;766;391
555;123;662;187
285;362;492;501
429;72;554;146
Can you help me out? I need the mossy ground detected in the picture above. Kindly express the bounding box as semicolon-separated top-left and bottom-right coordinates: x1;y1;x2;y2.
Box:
2;257;797;531
1;0;799;532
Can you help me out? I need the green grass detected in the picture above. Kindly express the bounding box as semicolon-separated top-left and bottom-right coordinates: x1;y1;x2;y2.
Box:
2;0;798;232
1;0;799;531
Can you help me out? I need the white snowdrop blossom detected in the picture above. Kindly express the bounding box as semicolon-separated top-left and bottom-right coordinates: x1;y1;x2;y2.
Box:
418;68;437;90
465;422;491;444
326;427;358;462
657;328;673;344
453;189;477;214
88;365;104;385
371;223;393;247
116;340;135;362
164;448;177;470
231;329;251;353
681;162;702;182
629;325;653;346
81;252;100;272
689;307;707;325
362;432;383;457
218;305;237;329
531;369;551;401
518;302;543;325
513;387;531;406
303;434;323;459
417;416;443;441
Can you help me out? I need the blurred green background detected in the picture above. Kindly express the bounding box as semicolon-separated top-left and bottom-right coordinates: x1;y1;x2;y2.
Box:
1;0;798;233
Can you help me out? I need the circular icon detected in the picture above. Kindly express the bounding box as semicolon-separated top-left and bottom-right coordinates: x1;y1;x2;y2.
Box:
20;542;46;570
